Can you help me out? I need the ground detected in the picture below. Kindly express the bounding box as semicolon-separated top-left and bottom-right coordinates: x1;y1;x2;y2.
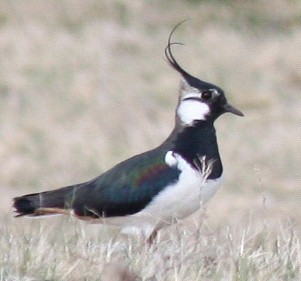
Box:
0;0;300;279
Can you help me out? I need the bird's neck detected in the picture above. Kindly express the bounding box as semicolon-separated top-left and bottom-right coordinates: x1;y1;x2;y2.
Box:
162;121;223;179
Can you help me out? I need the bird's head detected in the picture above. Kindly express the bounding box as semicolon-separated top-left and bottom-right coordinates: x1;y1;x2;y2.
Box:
165;23;244;126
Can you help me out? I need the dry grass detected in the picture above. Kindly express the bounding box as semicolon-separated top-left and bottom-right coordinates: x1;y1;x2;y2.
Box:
1;0;301;279
1;214;300;280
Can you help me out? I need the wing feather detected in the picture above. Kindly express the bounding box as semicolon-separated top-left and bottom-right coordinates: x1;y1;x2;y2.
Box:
69;149;180;218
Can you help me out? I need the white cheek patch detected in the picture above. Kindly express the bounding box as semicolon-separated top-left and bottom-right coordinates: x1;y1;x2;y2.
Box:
177;100;210;125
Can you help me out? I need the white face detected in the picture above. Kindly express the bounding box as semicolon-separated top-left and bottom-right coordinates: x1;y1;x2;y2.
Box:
177;97;210;126
176;79;221;126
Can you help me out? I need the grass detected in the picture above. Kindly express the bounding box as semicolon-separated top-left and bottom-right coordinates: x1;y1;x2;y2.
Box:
1;0;301;279
1;215;300;280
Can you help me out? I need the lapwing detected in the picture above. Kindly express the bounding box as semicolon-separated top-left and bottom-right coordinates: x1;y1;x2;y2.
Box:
13;23;243;241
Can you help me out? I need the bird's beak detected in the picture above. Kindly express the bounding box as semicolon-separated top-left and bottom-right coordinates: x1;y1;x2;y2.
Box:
222;103;244;116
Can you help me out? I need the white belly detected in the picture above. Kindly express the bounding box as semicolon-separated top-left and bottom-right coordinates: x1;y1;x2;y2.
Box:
119;151;223;236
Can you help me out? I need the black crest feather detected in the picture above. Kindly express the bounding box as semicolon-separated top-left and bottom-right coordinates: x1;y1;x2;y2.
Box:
165;20;190;77
165;21;226;93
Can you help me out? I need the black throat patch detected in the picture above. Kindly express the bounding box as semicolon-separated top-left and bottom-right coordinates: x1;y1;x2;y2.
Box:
172;121;223;179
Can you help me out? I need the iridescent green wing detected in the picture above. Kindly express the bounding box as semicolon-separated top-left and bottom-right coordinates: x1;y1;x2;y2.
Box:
70;149;180;217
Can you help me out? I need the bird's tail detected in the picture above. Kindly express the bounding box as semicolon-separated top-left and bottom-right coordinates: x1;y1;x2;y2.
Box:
13;186;76;217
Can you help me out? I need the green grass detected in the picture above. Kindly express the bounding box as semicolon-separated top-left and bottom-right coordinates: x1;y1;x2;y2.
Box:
1;0;301;279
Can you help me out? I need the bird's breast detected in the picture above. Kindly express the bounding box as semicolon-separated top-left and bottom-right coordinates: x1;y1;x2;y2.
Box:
105;151;222;237
136;151;223;223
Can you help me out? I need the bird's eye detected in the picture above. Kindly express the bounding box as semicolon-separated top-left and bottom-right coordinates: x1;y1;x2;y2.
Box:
201;90;212;101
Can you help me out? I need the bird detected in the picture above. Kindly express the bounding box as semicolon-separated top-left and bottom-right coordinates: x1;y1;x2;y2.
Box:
13;23;243;242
